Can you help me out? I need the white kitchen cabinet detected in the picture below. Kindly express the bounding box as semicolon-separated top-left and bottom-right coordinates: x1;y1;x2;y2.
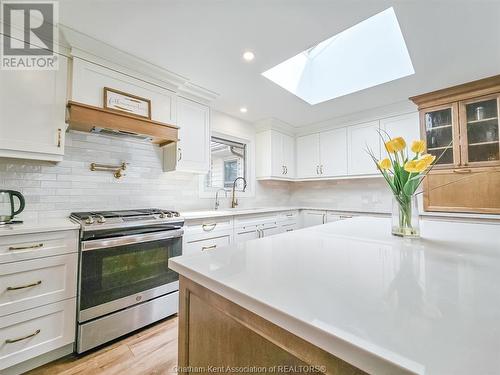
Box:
301;210;326;228
296;133;321;178
347;120;380;176
380;112;420;158
0;253;77;317
165;97;210;173
0;299;76;371
320;127;348;177
325;212;355;223
256;130;295;179
234;226;260;243
183;234;231;255
0;39;68;162
280;222;299;233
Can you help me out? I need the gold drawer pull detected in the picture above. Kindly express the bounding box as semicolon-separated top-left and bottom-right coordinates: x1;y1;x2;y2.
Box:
202;245;217;251
453;169;472;174
5;329;41;344
7;280;42;291
202;223;217;231
9;243;44;251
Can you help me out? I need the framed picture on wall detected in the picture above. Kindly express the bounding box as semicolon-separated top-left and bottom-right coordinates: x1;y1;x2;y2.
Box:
103;87;152;119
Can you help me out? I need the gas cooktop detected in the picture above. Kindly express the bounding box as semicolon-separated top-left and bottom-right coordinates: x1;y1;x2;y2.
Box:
70;208;182;230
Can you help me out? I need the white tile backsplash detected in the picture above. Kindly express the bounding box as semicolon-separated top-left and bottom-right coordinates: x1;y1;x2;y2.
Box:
1;131;292;220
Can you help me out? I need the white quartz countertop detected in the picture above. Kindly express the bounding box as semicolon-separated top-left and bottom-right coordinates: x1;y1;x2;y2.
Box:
180;206;500;222
169;217;500;375
0;218;79;237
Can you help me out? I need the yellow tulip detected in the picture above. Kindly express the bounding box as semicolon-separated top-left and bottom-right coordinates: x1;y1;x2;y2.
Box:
420;153;436;166
385;137;406;153
404;160;419;173
411;140;426;154
392;137;406;152
378;158;391;170
385;140;396;153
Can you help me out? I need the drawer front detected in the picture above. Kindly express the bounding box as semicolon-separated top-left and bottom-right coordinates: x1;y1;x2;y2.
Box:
0;298;76;370
184;217;233;236
0;253;78;316
184;234;231;256
234;213;278;226
281;222;299;233
277;210;299;222
0;230;78;264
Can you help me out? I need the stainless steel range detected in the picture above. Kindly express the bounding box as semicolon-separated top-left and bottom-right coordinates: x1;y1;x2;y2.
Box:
70;209;183;353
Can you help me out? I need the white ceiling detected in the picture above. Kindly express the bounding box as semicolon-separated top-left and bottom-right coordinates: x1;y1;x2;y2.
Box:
59;0;500;127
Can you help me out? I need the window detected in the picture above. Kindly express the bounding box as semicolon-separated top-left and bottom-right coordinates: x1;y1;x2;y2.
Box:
206;136;246;190
261;7;414;105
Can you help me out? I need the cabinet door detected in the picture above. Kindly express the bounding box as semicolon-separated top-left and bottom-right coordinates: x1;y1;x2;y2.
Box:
176;97;210;173
347;121;380;175
301;210;325;228
282;133;296;178
261;225;281;238
271;131;285;176
320;128;348;177
234;228;259;243
421;104;460;167
380;113;420;159
459;94;500;167
296;134;320;178
0;45;67;161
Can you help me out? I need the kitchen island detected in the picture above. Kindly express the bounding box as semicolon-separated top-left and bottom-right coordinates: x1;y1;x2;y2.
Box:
169;217;500;375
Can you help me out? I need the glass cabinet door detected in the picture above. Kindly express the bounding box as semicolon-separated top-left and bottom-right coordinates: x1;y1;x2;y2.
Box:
460;94;500;166
422;104;458;166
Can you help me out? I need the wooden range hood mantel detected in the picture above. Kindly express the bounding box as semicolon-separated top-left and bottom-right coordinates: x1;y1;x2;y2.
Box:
66;101;179;146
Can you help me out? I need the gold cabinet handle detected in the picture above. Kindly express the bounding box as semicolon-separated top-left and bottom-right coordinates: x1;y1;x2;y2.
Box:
202;245;217;251
8;243;44;251
57;128;62;148
178;147;182;161
453;169;472;174
7;280;42;291
5;329;41;344
202;223;217;231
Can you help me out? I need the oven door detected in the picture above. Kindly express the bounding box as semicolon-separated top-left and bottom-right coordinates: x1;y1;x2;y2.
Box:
78;229;182;322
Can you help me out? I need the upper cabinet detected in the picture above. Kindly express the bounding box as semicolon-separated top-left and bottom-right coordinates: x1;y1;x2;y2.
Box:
256;130;295;179
347;121;380;176
296;133;321;178
164;97;210;174
410;75;500;213
320;128;348;177
71;59;177;125
0;38;68;162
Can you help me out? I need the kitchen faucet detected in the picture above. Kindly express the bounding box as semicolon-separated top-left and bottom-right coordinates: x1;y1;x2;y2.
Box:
214;188;228;210
231;177;247;208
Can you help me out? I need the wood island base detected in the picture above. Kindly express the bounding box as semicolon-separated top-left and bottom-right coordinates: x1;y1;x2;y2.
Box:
177;276;366;375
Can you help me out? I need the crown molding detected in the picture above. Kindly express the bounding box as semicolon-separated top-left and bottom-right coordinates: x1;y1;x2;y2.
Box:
60;25;218;103
254;118;296;136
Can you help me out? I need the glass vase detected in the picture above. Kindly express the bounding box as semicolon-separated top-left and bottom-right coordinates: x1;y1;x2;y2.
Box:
391;194;420;238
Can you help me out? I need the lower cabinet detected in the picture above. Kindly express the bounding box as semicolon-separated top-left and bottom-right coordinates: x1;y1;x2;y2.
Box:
0;299;76;371
184;233;231;255
0;229;78;372
183;210;300;250
301;210;326;228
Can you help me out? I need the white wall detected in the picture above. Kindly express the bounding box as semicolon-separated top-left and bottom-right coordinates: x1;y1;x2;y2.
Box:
0;110;291;220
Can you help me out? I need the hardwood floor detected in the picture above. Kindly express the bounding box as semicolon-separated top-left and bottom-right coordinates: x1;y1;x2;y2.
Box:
26;316;178;375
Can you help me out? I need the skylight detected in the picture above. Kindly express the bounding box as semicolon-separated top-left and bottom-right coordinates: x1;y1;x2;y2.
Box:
261;7;414;105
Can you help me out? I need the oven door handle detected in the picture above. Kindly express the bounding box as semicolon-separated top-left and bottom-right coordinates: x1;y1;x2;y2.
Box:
82;229;184;251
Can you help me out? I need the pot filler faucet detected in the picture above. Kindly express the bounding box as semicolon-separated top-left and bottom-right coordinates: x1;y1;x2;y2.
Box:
231;177;247;208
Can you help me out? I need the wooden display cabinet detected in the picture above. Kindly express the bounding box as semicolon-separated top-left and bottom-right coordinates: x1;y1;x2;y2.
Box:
410;75;500;214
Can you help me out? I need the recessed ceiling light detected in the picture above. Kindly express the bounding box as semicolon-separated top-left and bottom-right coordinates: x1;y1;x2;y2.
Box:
242;51;255;61
240;107;248;113
261;7;414;105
